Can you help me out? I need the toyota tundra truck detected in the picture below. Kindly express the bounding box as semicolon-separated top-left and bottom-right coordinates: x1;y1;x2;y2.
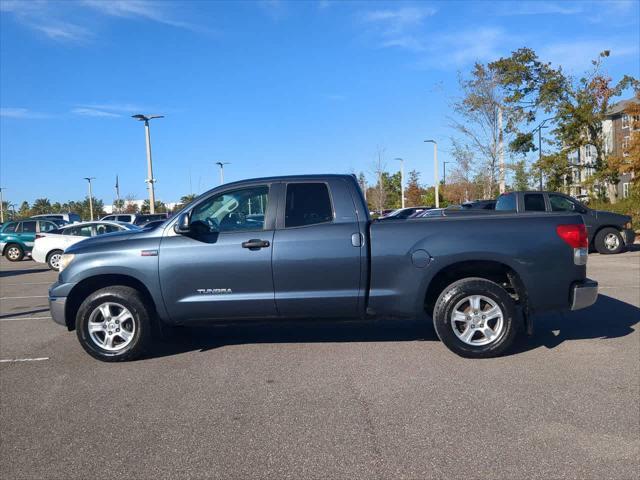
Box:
48;174;598;361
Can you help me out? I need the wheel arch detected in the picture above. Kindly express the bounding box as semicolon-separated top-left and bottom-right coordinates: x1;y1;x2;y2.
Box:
2;241;23;256
64;274;157;331
423;260;527;318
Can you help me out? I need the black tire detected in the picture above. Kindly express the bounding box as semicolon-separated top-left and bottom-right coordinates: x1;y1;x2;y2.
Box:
594;227;624;254
4;243;24;262
46;250;63;271
76;286;152;362
432;277;519;358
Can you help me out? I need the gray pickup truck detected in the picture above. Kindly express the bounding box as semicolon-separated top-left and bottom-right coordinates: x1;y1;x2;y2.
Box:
49;174;598;362
495;191;635;254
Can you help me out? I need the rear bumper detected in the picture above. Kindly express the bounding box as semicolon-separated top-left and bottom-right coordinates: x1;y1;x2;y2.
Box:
570;279;598;311
621;228;636;246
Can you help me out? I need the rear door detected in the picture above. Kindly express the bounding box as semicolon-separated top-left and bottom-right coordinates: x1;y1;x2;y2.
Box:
272;179;363;318
19;220;37;251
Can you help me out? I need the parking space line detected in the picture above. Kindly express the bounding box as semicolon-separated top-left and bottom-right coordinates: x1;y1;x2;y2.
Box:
0;357;49;363
0;296;49;300
0;316;52;322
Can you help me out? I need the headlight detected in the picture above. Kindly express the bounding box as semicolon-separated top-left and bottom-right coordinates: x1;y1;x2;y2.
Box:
58;254;75;272
624;221;632;229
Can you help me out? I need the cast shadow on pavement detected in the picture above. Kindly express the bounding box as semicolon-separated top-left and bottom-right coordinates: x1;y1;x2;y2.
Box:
145;294;638;360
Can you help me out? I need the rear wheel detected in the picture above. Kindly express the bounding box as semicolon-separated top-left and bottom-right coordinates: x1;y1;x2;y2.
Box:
594;227;623;254
432;278;519;358
76;286;152;362
46;250;63;271
5;244;24;262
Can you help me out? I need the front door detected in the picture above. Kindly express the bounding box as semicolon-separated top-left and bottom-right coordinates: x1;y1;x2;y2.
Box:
159;184;277;322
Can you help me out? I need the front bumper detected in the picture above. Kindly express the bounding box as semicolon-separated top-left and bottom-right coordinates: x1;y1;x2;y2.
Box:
570;279;598;310
48;281;74;327
621;228;636;246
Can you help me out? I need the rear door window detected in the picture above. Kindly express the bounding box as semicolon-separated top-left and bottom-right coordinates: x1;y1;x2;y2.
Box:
285;183;333;228
95;223;122;235
524;193;546;212
38;221;57;232
116;215;132;222
66;225;93;237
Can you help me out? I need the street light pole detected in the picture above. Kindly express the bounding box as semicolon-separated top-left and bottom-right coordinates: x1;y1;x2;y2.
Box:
0;187;4;224
132;114;164;214
395;158;405;208
424;140;439;208
216;162;230;185
84;177;96;221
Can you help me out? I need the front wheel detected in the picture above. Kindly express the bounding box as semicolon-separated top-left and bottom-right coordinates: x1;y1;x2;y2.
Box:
76;286;152;362
432;278;519;358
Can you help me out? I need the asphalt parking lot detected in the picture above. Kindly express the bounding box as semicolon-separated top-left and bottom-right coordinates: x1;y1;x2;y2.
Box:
1;252;639;480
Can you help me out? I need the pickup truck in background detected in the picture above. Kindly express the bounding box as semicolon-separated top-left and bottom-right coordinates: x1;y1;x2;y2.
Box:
48;175;598;362
495;191;635;254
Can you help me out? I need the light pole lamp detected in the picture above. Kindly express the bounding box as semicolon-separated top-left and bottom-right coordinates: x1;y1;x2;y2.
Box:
424;140;439;208
132;114;164;214
216;162;230;185
83;177;96;221
395;158;405;208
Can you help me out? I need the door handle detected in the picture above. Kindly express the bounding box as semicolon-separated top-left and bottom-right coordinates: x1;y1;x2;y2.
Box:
242;239;270;250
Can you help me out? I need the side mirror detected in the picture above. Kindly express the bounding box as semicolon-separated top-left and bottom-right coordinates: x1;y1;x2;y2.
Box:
173;212;191;234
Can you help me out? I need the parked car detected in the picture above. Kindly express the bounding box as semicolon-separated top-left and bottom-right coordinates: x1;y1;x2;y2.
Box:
0;218;61;261
495;191;635;254
32;221;140;270
379;206;432;220
48;174;597;362
100;213;137;224
100;213;170;226
140;220;166;231
461;199;496;210
31;213;81;224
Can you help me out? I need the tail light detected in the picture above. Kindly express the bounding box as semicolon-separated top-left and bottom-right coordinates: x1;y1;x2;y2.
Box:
556;224;588;265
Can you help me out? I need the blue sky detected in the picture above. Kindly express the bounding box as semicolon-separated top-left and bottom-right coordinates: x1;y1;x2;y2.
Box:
1;0;638;205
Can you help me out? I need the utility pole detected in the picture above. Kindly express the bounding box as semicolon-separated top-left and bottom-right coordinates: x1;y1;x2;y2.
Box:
498;106;505;194
424;140;439;208
395;158;405;208
0;187;4;224
132;114;164;214
84;177;96;221
115;175;121;213
443;161;451;184
216;162;230;185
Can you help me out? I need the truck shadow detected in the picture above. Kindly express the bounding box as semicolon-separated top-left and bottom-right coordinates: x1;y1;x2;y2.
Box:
512;294;639;354
146;294;638;359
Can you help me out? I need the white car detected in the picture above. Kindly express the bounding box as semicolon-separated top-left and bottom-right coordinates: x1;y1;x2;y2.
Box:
32;221;140;270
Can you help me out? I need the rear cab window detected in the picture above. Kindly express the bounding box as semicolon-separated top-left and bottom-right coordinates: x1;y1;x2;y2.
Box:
284;183;333;228
524;193;546;212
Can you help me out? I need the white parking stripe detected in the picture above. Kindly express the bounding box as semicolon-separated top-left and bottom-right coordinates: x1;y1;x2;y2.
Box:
0;296;48;300
0;357;49;363
0;316;52;321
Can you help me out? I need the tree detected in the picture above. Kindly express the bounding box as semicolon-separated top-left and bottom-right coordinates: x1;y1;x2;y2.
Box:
615;93;640;183
367;146;388;213
491;48;639;200
30;198;52;215
18;201;31;218
450;64;518;197
511;160;531;190
405;170;426;206
141;200;167;214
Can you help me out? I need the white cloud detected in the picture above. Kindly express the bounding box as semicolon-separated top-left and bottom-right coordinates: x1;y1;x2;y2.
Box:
0;107;51;119
495;1;584;16
77;103;150;113
81;0;195;30
71;108;121;118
